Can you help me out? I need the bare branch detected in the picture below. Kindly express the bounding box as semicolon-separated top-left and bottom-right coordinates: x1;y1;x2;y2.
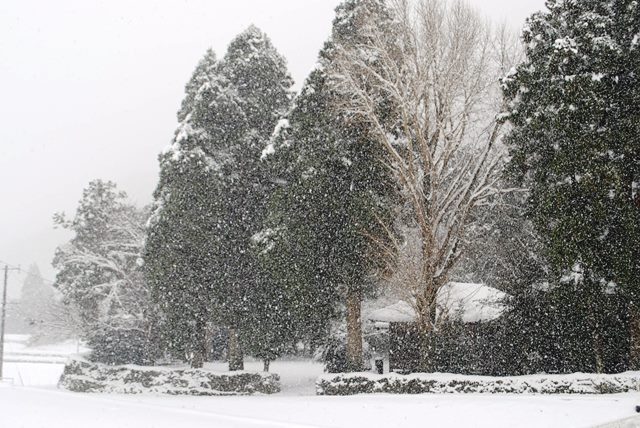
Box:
328;0;518;333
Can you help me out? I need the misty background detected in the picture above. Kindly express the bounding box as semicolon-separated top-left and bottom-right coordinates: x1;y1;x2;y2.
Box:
0;0;543;298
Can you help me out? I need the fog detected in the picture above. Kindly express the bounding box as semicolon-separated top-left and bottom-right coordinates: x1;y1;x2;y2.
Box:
0;0;543;297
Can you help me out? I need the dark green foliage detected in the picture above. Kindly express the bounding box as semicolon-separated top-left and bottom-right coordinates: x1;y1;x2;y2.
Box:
322;338;350;373
222;26;294;138
177;48;218;123
144;28;293;365
212;27;294;362
316;371;640;395
499;0;640;373
502;0;640;294
453;188;631;375
144;47;227;361
88;328;152;366
144;131;221;361
458;191;632;374
496;282;630;375
321;333;372;373
257;0;397;359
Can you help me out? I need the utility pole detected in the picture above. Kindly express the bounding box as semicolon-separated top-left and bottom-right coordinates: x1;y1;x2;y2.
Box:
0;265;8;379
0;264;19;380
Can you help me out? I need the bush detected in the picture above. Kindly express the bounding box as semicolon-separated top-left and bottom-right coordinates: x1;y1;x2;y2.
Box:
316;372;640;395
59;358;280;395
88;328;154;365
321;337;372;373
322;338;348;373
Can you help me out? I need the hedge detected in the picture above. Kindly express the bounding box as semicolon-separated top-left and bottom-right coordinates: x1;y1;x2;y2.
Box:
316;371;640;395
59;358;280;395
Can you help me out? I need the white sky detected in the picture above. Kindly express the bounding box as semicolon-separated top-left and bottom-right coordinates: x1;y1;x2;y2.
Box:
0;0;544;297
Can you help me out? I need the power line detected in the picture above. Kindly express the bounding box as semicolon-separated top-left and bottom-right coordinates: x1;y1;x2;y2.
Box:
0;259;57;286
0;260;19;270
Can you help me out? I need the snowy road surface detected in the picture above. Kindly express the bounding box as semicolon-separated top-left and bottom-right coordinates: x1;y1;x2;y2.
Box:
3;384;640;428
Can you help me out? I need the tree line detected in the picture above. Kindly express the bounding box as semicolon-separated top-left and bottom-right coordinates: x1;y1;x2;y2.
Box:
52;0;640;375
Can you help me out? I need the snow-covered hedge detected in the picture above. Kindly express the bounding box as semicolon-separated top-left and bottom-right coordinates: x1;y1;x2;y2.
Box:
59;358;280;395
316;372;640;395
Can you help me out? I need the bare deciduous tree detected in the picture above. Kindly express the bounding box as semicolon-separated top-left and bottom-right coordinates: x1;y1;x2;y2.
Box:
329;0;518;339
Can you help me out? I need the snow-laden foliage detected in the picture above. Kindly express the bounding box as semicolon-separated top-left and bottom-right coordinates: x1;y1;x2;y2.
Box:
59;358;280;395
317;371;640;395
256;0;397;371
504;0;640;289
327;0;519;371
40;0;640;382
53;180;151;364
503;0;640;372
144;26;294;369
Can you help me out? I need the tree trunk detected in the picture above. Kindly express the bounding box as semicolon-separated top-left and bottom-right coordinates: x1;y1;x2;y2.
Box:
416;289;438;373
593;331;604;374
346;289;363;372
191;321;206;368
204;321;215;362
263;359;270;372
629;305;640;370
191;350;204;368
228;327;244;371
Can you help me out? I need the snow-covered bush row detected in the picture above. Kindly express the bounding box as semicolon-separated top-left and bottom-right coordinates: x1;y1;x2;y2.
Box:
316;372;640;395
59;358;280;395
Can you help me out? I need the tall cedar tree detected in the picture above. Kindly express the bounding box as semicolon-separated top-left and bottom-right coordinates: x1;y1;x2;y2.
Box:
145;28;293;369
503;0;640;371
259;0;396;371
218;26;293;370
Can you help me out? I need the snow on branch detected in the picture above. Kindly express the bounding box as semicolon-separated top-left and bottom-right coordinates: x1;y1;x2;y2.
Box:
328;0;519;333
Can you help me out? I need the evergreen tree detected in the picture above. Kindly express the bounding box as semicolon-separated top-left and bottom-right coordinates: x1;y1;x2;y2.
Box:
215;25;294;370
259;0;396;370
19;264;55;327
145;48;235;368
502;0;640;371
53;180;151;364
145;27;293;369
177;48;218;123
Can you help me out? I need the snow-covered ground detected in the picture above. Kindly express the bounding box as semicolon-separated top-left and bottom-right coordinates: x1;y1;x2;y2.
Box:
2;334;640;428
2;334;86;385
4;334;86;361
207;359;325;396
3;384;640;428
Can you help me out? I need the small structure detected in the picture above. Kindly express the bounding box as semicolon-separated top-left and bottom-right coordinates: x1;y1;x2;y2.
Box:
368;282;508;374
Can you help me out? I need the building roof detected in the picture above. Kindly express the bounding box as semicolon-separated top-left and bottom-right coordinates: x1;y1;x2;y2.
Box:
368;282;508;324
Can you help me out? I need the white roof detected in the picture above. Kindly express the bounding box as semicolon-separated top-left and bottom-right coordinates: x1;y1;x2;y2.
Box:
368;282;508;324
369;300;415;323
